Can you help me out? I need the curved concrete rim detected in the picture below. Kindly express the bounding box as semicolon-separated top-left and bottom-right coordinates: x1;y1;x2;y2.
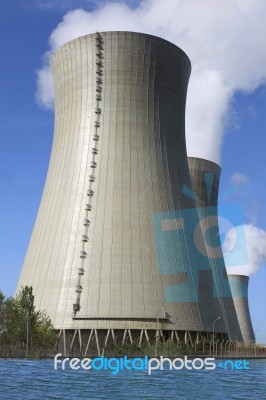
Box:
51;30;191;68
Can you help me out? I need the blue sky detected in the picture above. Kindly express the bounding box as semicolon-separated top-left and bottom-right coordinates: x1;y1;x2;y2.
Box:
220;87;266;343
0;0;265;343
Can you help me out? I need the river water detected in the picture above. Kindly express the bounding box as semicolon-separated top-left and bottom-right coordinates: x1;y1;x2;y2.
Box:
0;358;265;399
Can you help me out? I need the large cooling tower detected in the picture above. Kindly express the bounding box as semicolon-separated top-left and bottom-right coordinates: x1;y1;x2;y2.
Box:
17;32;231;354
228;275;255;343
187;157;242;341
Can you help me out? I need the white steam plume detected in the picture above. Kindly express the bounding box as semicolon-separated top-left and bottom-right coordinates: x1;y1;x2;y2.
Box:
36;0;266;164
224;224;266;276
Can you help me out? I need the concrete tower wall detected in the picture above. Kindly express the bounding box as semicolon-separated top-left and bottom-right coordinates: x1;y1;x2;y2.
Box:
228;275;255;343
187;157;242;340
17;32;228;340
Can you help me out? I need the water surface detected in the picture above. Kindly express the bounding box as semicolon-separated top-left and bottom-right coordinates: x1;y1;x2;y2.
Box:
0;359;265;399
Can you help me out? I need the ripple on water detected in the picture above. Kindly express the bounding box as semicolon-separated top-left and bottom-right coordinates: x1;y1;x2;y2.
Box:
0;359;266;400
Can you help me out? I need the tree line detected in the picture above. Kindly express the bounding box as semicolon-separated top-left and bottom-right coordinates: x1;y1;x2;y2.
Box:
0;286;56;358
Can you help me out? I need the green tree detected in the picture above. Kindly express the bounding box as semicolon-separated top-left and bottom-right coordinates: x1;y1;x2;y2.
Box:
0;286;56;357
15;286;37;354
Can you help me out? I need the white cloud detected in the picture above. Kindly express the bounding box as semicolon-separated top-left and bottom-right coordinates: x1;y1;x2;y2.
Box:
231;173;249;185
224;224;266;276
36;0;266;163
35;63;54;110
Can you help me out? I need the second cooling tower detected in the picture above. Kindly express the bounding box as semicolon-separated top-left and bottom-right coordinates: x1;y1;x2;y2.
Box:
187;157;242;340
